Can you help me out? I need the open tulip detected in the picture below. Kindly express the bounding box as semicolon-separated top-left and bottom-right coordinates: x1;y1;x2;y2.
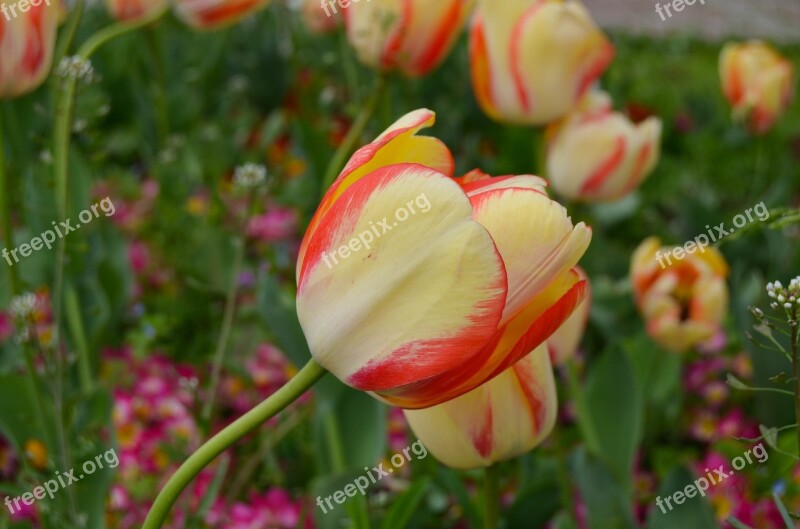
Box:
404;344;556;469
470;0;614;125
546;91;662;202
173;0;268;29
720;40;794;135
547;267;590;365
296;109;591;409
344;0;474;77
631;237;729;353
0;0;57;98
106;0;167;21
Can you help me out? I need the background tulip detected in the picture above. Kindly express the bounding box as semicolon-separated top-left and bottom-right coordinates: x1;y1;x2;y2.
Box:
345;0;474;77
300;0;340;34
173;0;269;29
0;1;57;98
403;344;557;469
546;90;662;202
631;237;729;353
106;0;167;21
548;267;590;365
720;40;795;135
469;0;614;125
296;109;591;409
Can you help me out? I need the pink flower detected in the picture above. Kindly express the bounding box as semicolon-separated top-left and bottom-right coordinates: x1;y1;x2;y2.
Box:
247;208;298;242
0;311;12;342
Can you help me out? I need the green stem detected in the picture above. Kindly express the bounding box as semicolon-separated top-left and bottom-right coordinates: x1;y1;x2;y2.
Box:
145;28;170;144
64;283;93;394
53;0;85;65
791;308;800;457
320;74;388;191
202;235;246;421
323;412;370;529
0;107;20;294
142;359;327;529
484;464;501;529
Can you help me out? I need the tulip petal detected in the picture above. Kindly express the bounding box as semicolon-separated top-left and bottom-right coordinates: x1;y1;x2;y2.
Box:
297;163;508;393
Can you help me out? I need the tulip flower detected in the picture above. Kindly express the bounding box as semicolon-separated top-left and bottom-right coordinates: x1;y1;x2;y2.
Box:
631;237;729;353
403;344;556;469
548;267;590;365
546;90;662;202
344;0;474;77
106;0;167;21
720;40;795;135
296;109;591;409
469;0;614;125
0;1;58;99
173;0;268;29
300;0;340;34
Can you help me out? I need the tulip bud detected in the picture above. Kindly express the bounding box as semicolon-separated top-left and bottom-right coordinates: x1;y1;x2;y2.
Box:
174;0;269;29
470;0;614;125
631;237;729;353
720;40;794;135
296;109;591;409
345;0;474;77
0;1;58;99
546;91;662;202
404;345;556;469
105;0;166;21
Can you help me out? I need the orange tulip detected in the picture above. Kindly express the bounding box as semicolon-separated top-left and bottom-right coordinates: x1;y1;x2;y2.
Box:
547;266;590;365
174;0;268;29
0;0;57;98
469;0;614;125
106;0;166;21
404;344;556;469
720;40;794;135
344;0;474;77
631;237;729;353
546;91;662;202
296;109;591;409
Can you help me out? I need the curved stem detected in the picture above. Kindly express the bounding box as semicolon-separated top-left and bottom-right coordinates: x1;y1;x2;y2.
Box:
0;106;20;294
53;0;85;65
320;74;388;191
142;359;328;529
484;464;501;529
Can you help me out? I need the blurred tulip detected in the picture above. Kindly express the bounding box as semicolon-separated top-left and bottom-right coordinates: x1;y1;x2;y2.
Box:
299;0;340;34
345;0;474;77
404;344;556;469
720;40;794;135
0;0;57;98
546;90;662;202
469;0;614;125
106;0;167;21
547;267;590;365
296;109;591;409
630;237;729;353
174;0;268;29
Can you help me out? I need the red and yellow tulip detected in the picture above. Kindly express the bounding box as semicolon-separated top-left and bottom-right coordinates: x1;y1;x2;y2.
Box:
0;0;57;98
547;266;590;365
720;40;795;135
345;0;474;77
296;109;591;409
469;0;614;125
173;0;268;29
404;344;556;469
631;237;729;353
105;0;166;21
546;91;662;202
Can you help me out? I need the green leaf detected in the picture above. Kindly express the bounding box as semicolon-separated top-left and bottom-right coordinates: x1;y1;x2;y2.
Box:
379;476;432;529
772;492;797;528
572;448;637;529
646;466;717;529
256;271;311;368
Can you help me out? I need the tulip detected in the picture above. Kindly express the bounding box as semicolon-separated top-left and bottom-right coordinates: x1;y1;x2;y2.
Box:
344;0;474;77
0;0;58;98
296;108;591;409
547;266;590;365
173;0;269;29
469;0;614;125
105;0;167;21
404;344;556;469
546;90;662;202
720;40;794;135
630;237;729;353
300;0;341;34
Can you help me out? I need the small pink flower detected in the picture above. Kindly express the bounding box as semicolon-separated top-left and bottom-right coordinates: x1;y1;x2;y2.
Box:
247;208;298;242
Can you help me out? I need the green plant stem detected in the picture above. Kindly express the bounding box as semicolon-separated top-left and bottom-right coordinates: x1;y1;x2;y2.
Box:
53;0;85;65
145;28;170;143
142;359;327;529
320;74;388;191
791;307;800;457
484;464;501;529
0;107;20;294
64;283;93;394
323;411;371;529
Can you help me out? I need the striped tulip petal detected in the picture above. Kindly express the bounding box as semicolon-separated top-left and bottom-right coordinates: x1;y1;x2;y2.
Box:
173;0;269;29
547;266;590;365
0;0;57;98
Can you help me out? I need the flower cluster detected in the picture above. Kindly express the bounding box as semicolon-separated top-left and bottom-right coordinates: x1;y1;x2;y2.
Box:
766;277;800;313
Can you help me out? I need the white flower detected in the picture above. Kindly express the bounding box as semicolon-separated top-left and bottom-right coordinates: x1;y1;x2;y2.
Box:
233;163;268;191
